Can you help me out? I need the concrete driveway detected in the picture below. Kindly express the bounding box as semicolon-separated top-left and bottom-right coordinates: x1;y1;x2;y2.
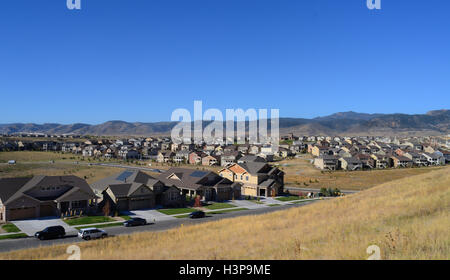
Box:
11;216;77;236
230;200;267;209
124;209;177;222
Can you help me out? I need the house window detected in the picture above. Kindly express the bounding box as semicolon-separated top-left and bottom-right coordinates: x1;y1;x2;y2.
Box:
246;176;249;181
169;192;178;201
71;200;85;208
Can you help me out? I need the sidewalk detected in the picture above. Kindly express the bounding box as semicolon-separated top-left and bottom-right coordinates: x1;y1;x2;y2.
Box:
0;231;24;236
70;220;124;229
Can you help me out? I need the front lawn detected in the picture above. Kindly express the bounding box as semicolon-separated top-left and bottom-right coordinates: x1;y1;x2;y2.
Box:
157;208;194;215
174;214;191;219
0;233;28;240
119;215;132;221
203;203;236;210
64;216;115;226
275;195;301;202
1;223;21;233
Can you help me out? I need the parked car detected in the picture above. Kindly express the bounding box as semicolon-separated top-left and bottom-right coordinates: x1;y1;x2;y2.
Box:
123;217;147;227
8;160;16;165
78;228;107;240
34;226;66;240
189;211;205;219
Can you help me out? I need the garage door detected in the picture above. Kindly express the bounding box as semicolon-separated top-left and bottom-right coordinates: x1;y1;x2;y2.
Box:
40;205;56;217
9;207;37;221
129;198;153;210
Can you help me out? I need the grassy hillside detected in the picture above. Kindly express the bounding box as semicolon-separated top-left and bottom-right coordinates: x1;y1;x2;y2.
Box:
1;166;449;260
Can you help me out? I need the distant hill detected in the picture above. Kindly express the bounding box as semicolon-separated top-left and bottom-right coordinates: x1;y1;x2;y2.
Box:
0;110;449;136
313;111;386;121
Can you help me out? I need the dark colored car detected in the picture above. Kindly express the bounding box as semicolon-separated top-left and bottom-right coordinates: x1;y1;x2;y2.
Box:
123;217;147;227
189;211;205;219
34;225;66;240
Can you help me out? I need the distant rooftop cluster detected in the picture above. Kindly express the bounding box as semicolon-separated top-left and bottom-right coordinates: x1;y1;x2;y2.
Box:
300;135;450;170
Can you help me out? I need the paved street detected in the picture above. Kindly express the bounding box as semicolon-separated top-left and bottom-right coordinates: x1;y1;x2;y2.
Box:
0;199;319;254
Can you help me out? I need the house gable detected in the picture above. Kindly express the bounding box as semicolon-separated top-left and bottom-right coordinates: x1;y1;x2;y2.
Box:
5;194;40;208
129;185;153;197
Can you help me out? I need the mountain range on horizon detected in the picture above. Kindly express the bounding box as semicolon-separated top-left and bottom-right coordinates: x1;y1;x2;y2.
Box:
1;110;449;137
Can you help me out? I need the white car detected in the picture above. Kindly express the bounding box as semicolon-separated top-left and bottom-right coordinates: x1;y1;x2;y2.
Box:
78;228;108;240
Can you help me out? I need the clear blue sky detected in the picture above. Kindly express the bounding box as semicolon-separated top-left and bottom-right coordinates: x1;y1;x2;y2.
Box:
0;0;449;124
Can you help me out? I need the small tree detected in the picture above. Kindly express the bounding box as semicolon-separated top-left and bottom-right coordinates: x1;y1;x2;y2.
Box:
193;195;202;207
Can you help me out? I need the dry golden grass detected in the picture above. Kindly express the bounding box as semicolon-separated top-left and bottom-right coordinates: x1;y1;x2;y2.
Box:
2;166;448;260
278;155;444;191
0;151;219;182
0;137;89;143
0;151;75;163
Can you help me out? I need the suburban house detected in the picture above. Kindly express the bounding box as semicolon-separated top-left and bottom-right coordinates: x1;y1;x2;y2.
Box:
404;152;429;166
278;147;294;158
219;162;284;197
0;176;97;222
157;151;175;163
201;155;219;166
157;168;241;202
313;155;339;170
355;153;375;169
220;151;242;166
91;170;184;213
189;151;205;165
421;152;444;165
441;150;450;163
338;157;363;170
174;150;190;163
311;146;332;157
370;154;390;169
248;145;260;155
389;155;413;168
237;155;266;164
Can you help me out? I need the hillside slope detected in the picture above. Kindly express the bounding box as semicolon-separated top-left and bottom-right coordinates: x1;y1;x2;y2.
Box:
1;166;449;260
1;110;449;136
